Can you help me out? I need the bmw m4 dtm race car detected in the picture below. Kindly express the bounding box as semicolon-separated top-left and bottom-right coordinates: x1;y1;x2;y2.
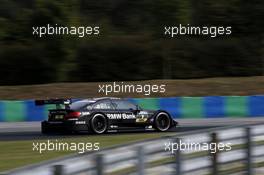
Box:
36;97;178;134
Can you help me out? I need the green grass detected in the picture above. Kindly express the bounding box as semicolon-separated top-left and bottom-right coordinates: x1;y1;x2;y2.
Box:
0;132;171;172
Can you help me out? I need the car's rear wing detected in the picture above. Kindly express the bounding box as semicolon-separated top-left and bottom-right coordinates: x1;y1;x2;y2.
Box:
35;99;72;108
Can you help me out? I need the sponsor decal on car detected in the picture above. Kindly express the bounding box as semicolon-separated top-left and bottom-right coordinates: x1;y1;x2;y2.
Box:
81;112;90;115
136;118;147;123
106;113;136;119
138;111;148;115
76;121;86;124
136;113;148;123
55;115;64;119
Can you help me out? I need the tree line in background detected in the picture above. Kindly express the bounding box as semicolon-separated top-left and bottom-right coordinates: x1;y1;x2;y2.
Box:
0;0;263;85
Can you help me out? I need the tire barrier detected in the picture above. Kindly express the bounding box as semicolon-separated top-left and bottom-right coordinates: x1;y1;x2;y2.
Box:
0;95;263;121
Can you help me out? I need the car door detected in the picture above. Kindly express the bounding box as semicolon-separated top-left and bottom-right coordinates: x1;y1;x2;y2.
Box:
91;99;118;126
111;100;137;125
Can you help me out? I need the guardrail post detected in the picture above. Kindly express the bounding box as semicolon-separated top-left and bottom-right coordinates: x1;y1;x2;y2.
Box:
53;165;64;175
246;127;253;175
137;146;145;175
174;138;181;175
95;154;104;175
211;132;218;175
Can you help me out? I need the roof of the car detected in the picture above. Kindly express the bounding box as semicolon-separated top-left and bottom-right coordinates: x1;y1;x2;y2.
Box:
77;97;121;103
93;97;120;101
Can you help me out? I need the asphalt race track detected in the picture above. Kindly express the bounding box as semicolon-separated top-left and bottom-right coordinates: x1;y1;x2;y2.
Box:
1;118;264;141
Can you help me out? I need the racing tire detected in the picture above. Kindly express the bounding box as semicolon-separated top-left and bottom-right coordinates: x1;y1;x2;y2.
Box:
89;114;108;134
154;112;171;132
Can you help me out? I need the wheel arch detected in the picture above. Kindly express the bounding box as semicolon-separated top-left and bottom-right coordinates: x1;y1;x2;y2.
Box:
153;110;175;130
88;112;109;134
85;112;107;122
153;110;172;120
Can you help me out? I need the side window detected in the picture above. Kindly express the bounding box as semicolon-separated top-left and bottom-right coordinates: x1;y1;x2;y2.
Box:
113;100;137;110
93;100;113;110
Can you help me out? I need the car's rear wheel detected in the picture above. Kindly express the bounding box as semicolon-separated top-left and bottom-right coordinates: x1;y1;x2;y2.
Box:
90;114;108;134
154;112;171;132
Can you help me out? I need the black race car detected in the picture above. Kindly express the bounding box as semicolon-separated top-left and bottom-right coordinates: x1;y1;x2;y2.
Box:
36;97;178;134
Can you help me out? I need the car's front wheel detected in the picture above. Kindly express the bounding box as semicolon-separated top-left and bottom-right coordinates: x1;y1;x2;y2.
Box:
154;112;171;132
90;114;108;134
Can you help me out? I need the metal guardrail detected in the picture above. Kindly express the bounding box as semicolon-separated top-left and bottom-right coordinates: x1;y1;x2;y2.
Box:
5;123;264;175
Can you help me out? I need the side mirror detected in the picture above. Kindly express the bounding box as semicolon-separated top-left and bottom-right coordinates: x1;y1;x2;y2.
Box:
129;107;139;114
135;105;141;113
136;105;141;111
129;108;134;111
